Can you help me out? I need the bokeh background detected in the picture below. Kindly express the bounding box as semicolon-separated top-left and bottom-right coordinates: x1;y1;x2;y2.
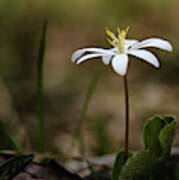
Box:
0;0;178;157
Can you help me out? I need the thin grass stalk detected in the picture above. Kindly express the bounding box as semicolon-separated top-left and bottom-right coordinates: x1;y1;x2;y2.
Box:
77;69;101;157
37;20;48;153
67;68;101;160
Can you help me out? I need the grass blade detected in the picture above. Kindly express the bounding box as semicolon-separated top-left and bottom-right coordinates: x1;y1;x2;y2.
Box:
0;120;21;151
37;20;48;153
66;69;101;160
77;69;101;135
76;69;101;157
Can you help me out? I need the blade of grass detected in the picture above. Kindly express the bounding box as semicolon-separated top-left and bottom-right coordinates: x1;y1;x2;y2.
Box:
66;68;101;161
77;69;101;157
76;69;101;139
37;20;48;153
0;120;22;152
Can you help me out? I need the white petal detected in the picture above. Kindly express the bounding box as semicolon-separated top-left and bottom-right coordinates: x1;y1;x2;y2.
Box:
76;54;103;64
133;38;173;52
128;49;160;68
111;54;128;76
102;55;113;65
71;48;114;63
72;49;85;63
125;39;139;48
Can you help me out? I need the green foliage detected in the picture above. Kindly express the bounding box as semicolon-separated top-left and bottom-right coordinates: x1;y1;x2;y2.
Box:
111;150;132;180
37;20;48;153
120;150;160;179
0;120;21;151
111;151;125;180
112;116;176;180
0;154;34;180
143;116;164;157
159;119;176;162
143;116;176;163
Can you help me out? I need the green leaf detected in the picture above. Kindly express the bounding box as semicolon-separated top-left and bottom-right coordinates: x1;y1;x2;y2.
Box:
111;151;132;180
37;20;48;153
143;116;176;158
0;154;34;179
0;120;21;151
159;119;176;162
111;151;126;180
116;116;176;179
143;116;165;156
120;150;160;179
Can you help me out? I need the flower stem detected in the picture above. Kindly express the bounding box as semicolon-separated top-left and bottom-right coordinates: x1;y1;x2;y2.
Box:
124;75;129;162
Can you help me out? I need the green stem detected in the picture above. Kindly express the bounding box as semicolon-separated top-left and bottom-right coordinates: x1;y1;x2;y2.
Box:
124;75;129;162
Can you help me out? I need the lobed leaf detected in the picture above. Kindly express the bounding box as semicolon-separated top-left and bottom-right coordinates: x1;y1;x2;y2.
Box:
119;150;160;179
159;119;176;162
143;116;176;159
143;116;164;156
111;150;128;180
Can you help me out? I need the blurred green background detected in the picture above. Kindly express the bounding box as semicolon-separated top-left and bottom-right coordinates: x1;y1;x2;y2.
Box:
0;0;178;156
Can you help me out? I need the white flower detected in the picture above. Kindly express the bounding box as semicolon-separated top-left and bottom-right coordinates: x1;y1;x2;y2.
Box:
71;27;173;76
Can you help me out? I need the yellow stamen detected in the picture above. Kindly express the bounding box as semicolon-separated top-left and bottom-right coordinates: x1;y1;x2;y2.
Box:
105;26;130;53
105;27;118;42
107;38;115;46
117;27;121;34
118;26;130;39
125;26;130;33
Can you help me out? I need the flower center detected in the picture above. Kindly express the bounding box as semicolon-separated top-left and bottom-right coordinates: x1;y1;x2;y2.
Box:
105;26;130;54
